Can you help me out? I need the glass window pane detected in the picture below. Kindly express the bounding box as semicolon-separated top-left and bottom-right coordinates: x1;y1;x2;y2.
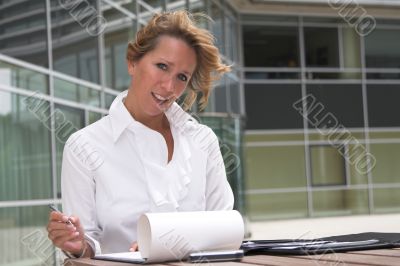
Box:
215;78;227;113
211;2;224;56
226;15;238;63
88;111;102;125
342;27;361;68
0;61;48;94
243;26;299;67
370;143;400;184
311;145;346;186
54;104;85;198
248;193;308;220
51;0;99;83
229;77;240;115
245;146;306;189
347;143;369;185
105;93;117;109
367;84;400;127
245;84;303;129
0;206;57;265
105;30;132;91
365;29;400;68
374;188;400;213
0;91;52;201
305;27;339;67
312;189;369;216
0;0;48;67
54;78;101;107
306;84;364;128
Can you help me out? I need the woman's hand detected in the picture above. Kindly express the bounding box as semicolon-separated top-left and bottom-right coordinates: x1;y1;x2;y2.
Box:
47;211;90;257
129;242;139;252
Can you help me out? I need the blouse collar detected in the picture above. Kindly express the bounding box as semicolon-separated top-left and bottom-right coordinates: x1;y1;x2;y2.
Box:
109;90;197;143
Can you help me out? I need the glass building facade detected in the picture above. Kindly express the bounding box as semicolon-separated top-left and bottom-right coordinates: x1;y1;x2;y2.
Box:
1;0;400;265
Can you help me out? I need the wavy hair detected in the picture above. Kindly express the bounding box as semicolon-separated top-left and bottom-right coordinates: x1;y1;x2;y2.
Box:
126;10;230;110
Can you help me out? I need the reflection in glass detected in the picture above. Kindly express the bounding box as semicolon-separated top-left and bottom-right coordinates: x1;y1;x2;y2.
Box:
305;27;339;67
245;84;303;129
0;61;48;94
306;84;364;128
226;14;238;63
229;77;240;114
54;78;101;107
51;0;99;83
105;30;132;91
0;206;56;265
89;111;102;125
365;29;400;68
214;77;227;113
243;26;299;67
0;0;48;67
210;2;224;56
367;84;400;127
0;91;52;201
105;93;117;109
54;104;84;198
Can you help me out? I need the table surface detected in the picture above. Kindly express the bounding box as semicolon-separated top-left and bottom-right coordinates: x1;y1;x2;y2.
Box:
65;248;400;266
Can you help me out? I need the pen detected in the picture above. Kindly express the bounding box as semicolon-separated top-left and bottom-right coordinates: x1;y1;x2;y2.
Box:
48;204;73;225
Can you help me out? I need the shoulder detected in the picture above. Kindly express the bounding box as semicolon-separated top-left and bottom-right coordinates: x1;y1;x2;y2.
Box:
63;116;111;168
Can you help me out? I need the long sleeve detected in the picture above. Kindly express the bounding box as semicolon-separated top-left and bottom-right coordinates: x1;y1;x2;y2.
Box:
204;129;234;211
61;132;102;254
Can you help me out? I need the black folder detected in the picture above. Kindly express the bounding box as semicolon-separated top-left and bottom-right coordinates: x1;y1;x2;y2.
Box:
241;232;400;255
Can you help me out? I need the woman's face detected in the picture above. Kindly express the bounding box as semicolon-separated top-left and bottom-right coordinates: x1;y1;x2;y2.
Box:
127;35;197;117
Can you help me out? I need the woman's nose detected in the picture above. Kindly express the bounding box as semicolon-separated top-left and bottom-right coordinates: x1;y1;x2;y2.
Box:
161;75;175;92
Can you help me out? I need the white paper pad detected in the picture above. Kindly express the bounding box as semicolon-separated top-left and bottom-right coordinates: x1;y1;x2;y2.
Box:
94;210;244;263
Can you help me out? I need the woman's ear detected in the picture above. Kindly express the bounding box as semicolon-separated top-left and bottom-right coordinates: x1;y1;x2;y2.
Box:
127;60;135;76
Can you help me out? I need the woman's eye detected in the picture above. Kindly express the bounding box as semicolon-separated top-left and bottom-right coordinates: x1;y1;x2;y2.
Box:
178;74;188;82
156;63;167;70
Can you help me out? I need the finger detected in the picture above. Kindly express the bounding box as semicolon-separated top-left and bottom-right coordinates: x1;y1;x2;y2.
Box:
129;242;139;252
68;216;86;236
48;227;77;240
53;230;82;248
49;211;71;224
47;220;76;233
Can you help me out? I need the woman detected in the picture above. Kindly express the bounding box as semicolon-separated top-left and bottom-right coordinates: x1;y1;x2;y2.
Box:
47;10;233;258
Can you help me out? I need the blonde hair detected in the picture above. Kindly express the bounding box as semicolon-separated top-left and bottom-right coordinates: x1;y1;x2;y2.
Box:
126;10;230;110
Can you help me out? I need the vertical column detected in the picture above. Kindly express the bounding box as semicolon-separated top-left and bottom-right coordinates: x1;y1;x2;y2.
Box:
45;0;58;201
97;0;106;110
298;16;313;217
360;33;374;214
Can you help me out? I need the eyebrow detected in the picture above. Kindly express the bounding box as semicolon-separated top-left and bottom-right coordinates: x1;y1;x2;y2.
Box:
159;58;193;76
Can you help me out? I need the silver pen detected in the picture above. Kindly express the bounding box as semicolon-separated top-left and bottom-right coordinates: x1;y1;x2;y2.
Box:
48;204;73;225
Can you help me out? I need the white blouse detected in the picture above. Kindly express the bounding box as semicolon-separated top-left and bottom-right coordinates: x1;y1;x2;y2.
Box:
61;90;234;254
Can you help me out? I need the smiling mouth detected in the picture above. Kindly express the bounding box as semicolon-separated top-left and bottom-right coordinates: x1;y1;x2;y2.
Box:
151;92;173;106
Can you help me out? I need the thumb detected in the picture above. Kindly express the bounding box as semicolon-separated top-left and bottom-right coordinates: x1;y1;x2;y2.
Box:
129;242;139;252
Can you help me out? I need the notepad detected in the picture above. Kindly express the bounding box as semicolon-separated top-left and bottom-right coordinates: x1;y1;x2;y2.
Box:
94;210;244;264
95;251;145;264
